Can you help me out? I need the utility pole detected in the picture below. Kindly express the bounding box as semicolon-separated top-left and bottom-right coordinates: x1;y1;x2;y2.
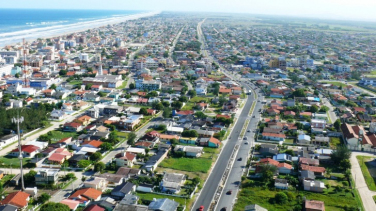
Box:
12;114;25;191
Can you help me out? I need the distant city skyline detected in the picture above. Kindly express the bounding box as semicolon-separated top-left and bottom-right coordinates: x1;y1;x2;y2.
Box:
1;0;376;22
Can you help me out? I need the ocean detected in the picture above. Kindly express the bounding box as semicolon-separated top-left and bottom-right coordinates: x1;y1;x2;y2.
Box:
0;9;152;47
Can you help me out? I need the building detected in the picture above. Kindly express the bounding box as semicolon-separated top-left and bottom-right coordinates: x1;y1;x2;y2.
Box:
174;145;203;157
274;178;289;190
303;179;325;192
0;134;18;147
9;145;40;158
84;177;108;192
35;169;59;185
135;79;161;91
262;132;286;142
360;77;376;86
82;75;123;88
148;198;179;211
115;152;136;167
69;188;102;203
0;191;30;209
111;182;136;198
160;173;185;193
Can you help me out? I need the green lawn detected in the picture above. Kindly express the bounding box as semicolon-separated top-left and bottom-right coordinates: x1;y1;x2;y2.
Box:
330;137;341;148
189;96;209;103
0;174;15;186
369;70;376;75
373;195;376;203
47;130;78;142
160;157;212;173
234;182;359;211
0;156;31;168
284;138;295;144
181;102;194;111
322;81;347;88
136;192;186;205
115;131;129;139
68;80;82;86
356;156;376;191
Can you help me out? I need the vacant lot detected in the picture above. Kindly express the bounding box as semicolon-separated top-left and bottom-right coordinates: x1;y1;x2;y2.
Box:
48;130;78;142
357;156;376;191
136;192;186;205
234;181;359;211
0;156;32;168
160;157;212;173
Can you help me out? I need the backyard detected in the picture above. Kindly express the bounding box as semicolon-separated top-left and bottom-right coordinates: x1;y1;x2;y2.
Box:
47;130;78;142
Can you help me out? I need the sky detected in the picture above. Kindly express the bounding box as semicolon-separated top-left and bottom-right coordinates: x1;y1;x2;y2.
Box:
2;0;376;22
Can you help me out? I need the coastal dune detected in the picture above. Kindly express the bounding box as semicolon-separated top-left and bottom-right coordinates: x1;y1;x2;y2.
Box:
0;11;160;47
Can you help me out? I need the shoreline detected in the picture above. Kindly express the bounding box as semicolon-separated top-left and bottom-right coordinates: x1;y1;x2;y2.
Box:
0;11;161;48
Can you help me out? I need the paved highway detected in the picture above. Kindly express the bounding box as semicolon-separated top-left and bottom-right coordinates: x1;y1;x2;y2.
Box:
192;19;263;211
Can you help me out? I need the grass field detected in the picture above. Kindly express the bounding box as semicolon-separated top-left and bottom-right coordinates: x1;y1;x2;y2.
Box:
48;130;78;142
0;156;31;168
135;192;186;205
234;182;359;211
322;81;347;88
189;96;209;103
356;156;376;191
181;102;194;111
68;80;82;86
160;157;212;173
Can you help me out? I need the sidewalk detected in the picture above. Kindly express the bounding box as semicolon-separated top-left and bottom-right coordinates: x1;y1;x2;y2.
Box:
350;152;376;211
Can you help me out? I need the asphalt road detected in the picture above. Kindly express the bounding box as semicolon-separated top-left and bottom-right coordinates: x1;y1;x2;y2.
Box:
216;83;263;210
192;84;255;210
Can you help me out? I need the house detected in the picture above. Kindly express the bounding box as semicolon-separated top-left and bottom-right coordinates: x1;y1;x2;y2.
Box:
82;140;103;149
84;204;105;211
262;133;286;142
0;191;30;209
277;162;293;174
311;119;326;129
115;152;136;167
136;183;154;193
84;177;108;192
48;149;72;164
179;137;197;145
298;134;311;144
299;157;319;166
174;145;203;157
274;178;289;190
68;154;87;167
305;200;325;211
244;204;268;211
9;145;40;158
273;154;292;162
58;137;72;145
341;123;376;148
0;134;18;147
50;109;67;120
199;137;221;148
60;199;80;211
111;182;136;198
35;169;59;185
0;204;18;211
143;148;169;172
303;179;325;192
300;170;316;181
63;122;83;132
160;173;185;193
97;173;124;186
259;144;279;157
116;167;140;179
74;115;92;126
158;134;180;143
300;165;326;176
69;188;102;203
148;198;179;211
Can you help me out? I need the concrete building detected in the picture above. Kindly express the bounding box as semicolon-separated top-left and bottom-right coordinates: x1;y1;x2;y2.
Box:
135;79;161;91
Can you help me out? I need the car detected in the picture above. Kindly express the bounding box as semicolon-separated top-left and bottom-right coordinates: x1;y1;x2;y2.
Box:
221;207;227;211
238;158;242;161
245;141;249;144
198;206;204;211
253;115;255;118
227;190;232;195
247;129;251;132
243;137;248;140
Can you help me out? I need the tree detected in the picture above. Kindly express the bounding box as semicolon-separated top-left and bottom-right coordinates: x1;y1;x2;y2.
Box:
181;130;198;137
339;159;351;170
59;69;67;76
38;193;51;204
129;83;136;89
24;170;37;184
161;101;170;107
156;124;167;131
284;149;294;156
179;96;188;102
171;101;183;109
334;119;341;131
94;162;106;173
258;164;277;184
319;106;329;112
163;51;169;58
128;132;137;145
40;202;70;211
49;84;57;90
100;142;113;151
163;107;172;118
97;91;107;97
275;192;288;204
187;90;196;97
195;111;207;119
15;73;20;78
331;145;351;164
310;105;319;113
85;83;93;90
139;107;148;115
78;160;91;168
292;88;306;97
156;103;164;111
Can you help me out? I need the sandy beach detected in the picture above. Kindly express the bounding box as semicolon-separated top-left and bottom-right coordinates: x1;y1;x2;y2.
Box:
0;11;160;47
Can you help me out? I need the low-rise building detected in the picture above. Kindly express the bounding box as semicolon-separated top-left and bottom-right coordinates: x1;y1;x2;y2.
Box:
35;169;59;185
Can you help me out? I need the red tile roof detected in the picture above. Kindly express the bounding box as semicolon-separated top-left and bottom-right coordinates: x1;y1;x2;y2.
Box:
48;153;66;162
259;158;279;166
69;188;102;201
300;164;326;173
84;204;105;211
262;132;286;138
0;191;30;208
82;140;103;148
12;145;39;153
